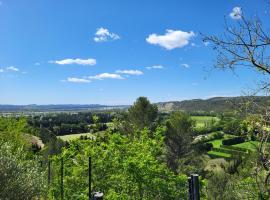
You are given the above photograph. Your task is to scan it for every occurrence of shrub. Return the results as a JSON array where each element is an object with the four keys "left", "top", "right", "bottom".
[
  {"left": 220, "top": 145, "right": 249, "bottom": 153},
  {"left": 195, "top": 142, "right": 213, "bottom": 151},
  {"left": 222, "top": 137, "right": 245, "bottom": 146},
  {"left": 0, "top": 142, "right": 47, "bottom": 199}
]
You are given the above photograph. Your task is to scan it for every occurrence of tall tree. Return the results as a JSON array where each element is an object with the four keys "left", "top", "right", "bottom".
[
  {"left": 164, "top": 111, "right": 194, "bottom": 172},
  {"left": 128, "top": 97, "right": 158, "bottom": 130},
  {"left": 203, "top": 11, "right": 270, "bottom": 197}
]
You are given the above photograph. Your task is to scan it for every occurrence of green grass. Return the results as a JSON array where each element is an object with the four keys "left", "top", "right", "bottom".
[
  {"left": 58, "top": 133, "right": 95, "bottom": 141},
  {"left": 207, "top": 150, "right": 232, "bottom": 158},
  {"left": 191, "top": 116, "right": 219, "bottom": 128},
  {"left": 208, "top": 139, "right": 223, "bottom": 148},
  {"left": 232, "top": 141, "right": 260, "bottom": 151}
]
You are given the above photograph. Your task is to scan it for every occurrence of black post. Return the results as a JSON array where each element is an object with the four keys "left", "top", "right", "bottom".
[
  {"left": 188, "top": 177, "right": 193, "bottom": 200},
  {"left": 48, "top": 158, "right": 51, "bottom": 186},
  {"left": 89, "top": 156, "right": 91, "bottom": 200},
  {"left": 191, "top": 174, "right": 200, "bottom": 200},
  {"left": 60, "top": 157, "right": 64, "bottom": 200}
]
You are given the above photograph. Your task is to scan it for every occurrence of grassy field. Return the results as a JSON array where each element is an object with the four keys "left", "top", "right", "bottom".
[
  {"left": 208, "top": 150, "right": 232, "bottom": 158},
  {"left": 58, "top": 133, "right": 95, "bottom": 141},
  {"left": 191, "top": 116, "right": 219, "bottom": 128},
  {"left": 232, "top": 141, "right": 260, "bottom": 151},
  {"left": 209, "top": 139, "right": 223, "bottom": 148}
]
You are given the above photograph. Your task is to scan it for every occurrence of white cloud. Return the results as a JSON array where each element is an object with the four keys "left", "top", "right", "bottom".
[
  {"left": 146, "top": 65, "right": 164, "bottom": 70},
  {"left": 146, "top": 29, "right": 195, "bottom": 50},
  {"left": 230, "top": 7, "right": 242, "bottom": 20},
  {"left": 6, "top": 66, "right": 19, "bottom": 72},
  {"left": 89, "top": 73, "right": 124, "bottom": 80},
  {"left": 34, "top": 62, "right": 40, "bottom": 66},
  {"left": 116, "top": 69, "right": 143, "bottom": 75},
  {"left": 94, "top": 27, "right": 120, "bottom": 42},
  {"left": 181, "top": 63, "right": 189, "bottom": 68},
  {"left": 66, "top": 77, "right": 91, "bottom": 83},
  {"left": 50, "top": 58, "right": 96, "bottom": 66}
]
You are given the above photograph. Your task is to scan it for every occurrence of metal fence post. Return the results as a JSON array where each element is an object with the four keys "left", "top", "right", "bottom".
[
  {"left": 48, "top": 158, "right": 51, "bottom": 186},
  {"left": 60, "top": 157, "right": 64, "bottom": 200},
  {"left": 191, "top": 174, "right": 200, "bottom": 200},
  {"left": 89, "top": 156, "right": 92, "bottom": 200},
  {"left": 188, "top": 177, "right": 193, "bottom": 200}
]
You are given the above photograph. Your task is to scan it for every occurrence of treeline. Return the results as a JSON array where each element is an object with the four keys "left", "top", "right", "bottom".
[{"left": 27, "top": 112, "right": 115, "bottom": 136}]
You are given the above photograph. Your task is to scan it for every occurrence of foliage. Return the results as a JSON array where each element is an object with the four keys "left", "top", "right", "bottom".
[
  {"left": 0, "top": 142, "right": 47, "bottom": 199},
  {"left": 0, "top": 117, "right": 35, "bottom": 148},
  {"left": 127, "top": 97, "right": 158, "bottom": 130},
  {"left": 49, "top": 128, "right": 188, "bottom": 200},
  {"left": 164, "top": 111, "right": 194, "bottom": 172},
  {"left": 222, "top": 136, "right": 245, "bottom": 146}
]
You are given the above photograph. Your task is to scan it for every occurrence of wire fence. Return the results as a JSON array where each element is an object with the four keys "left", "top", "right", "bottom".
[{"left": 47, "top": 157, "right": 263, "bottom": 200}]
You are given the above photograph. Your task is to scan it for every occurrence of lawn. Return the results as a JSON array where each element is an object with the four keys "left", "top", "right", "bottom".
[
  {"left": 58, "top": 133, "right": 95, "bottom": 141},
  {"left": 232, "top": 141, "right": 261, "bottom": 151},
  {"left": 207, "top": 150, "right": 232, "bottom": 158},
  {"left": 191, "top": 116, "right": 219, "bottom": 128},
  {"left": 209, "top": 139, "right": 223, "bottom": 148}
]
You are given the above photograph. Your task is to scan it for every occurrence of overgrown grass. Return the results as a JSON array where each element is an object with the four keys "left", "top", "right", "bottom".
[
  {"left": 191, "top": 116, "right": 219, "bottom": 128},
  {"left": 58, "top": 133, "right": 94, "bottom": 141},
  {"left": 207, "top": 150, "right": 232, "bottom": 158},
  {"left": 209, "top": 139, "right": 223, "bottom": 148},
  {"left": 232, "top": 141, "right": 260, "bottom": 151}
]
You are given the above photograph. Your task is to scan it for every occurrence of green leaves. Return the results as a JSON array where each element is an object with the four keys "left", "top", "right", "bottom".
[{"left": 49, "top": 130, "right": 187, "bottom": 199}]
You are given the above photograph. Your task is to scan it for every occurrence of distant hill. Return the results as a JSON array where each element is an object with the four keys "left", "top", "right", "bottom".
[
  {"left": 156, "top": 96, "right": 270, "bottom": 113},
  {"left": 0, "top": 104, "right": 128, "bottom": 113},
  {"left": 1, "top": 96, "right": 269, "bottom": 113}
]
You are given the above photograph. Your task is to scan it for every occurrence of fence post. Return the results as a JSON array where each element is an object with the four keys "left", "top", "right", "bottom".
[
  {"left": 60, "top": 157, "right": 64, "bottom": 200},
  {"left": 89, "top": 156, "right": 92, "bottom": 200},
  {"left": 191, "top": 174, "right": 200, "bottom": 200},
  {"left": 188, "top": 174, "right": 200, "bottom": 200},
  {"left": 48, "top": 157, "right": 51, "bottom": 186},
  {"left": 188, "top": 177, "right": 193, "bottom": 200}
]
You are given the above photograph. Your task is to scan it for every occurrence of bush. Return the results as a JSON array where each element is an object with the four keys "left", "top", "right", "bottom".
[
  {"left": 193, "top": 131, "right": 224, "bottom": 144},
  {"left": 0, "top": 142, "right": 47, "bottom": 199},
  {"left": 220, "top": 145, "right": 249, "bottom": 153},
  {"left": 222, "top": 137, "right": 245, "bottom": 146},
  {"left": 195, "top": 142, "right": 213, "bottom": 151}
]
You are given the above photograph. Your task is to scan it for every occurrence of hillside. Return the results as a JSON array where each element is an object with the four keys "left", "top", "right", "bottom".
[
  {"left": 1, "top": 96, "right": 269, "bottom": 113},
  {"left": 156, "top": 96, "right": 270, "bottom": 113},
  {"left": 0, "top": 104, "right": 128, "bottom": 113}
]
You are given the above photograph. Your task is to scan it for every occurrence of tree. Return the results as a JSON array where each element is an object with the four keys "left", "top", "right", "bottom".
[
  {"left": 0, "top": 142, "right": 47, "bottom": 200},
  {"left": 128, "top": 97, "right": 158, "bottom": 130},
  {"left": 164, "top": 111, "right": 194, "bottom": 172},
  {"left": 49, "top": 129, "right": 188, "bottom": 199},
  {"left": 202, "top": 15, "right": 270, "bottom": 91},
  {"left": 203, "top": 11, "right": 270, "bottom": 198}
]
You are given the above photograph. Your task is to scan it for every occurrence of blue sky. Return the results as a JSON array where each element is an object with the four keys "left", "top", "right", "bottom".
[{"left": 0, "top": 0, "right": 269, "bottom": 105}]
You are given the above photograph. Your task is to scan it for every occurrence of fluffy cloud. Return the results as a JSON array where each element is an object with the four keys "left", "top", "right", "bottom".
[
  {"left": 66, "top": 77, "right": 91, "bottom": 83},
  {"left": 50, "top": 58, "right": 96, "bottom": 66},
  {"left": 146, "top": 29, "right": 195, "bottom": 50},
  {"left": 6, "top": 66, "right": 19, "bottom": 72},
  {"left": 230, "top": 7, "right": 242, "bottom": 20},
  {"left": 94, "top": 27, "right": 120, "bottom": 42},
  {"left": 89, "top": 73, "right": 124, "bottom": 80},
  {"left": 181, "top": 63, "right": 189, "bottom": 68},
  {"left": 116, "top": 70, "right": 143, "bottom": 75},
  {"left": 146, "top": 65, "right": 163, "bottom": 70},
  {"left": 0, "top": 69, "right": 4, "bottom": 73}
]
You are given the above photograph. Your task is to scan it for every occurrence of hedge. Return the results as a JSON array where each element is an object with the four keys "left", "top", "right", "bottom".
[
  {"left": 222, "top": 136, "right": 245, "bottom": 146},
  {"left": 212, "top": 147, "right": 244, "bottom": 155},
  {"left": 194, "top": 142, "right": 213, "bottom": 151},
  {"left": 220, "top": 145, "right": 249, "bottom": 153}
]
